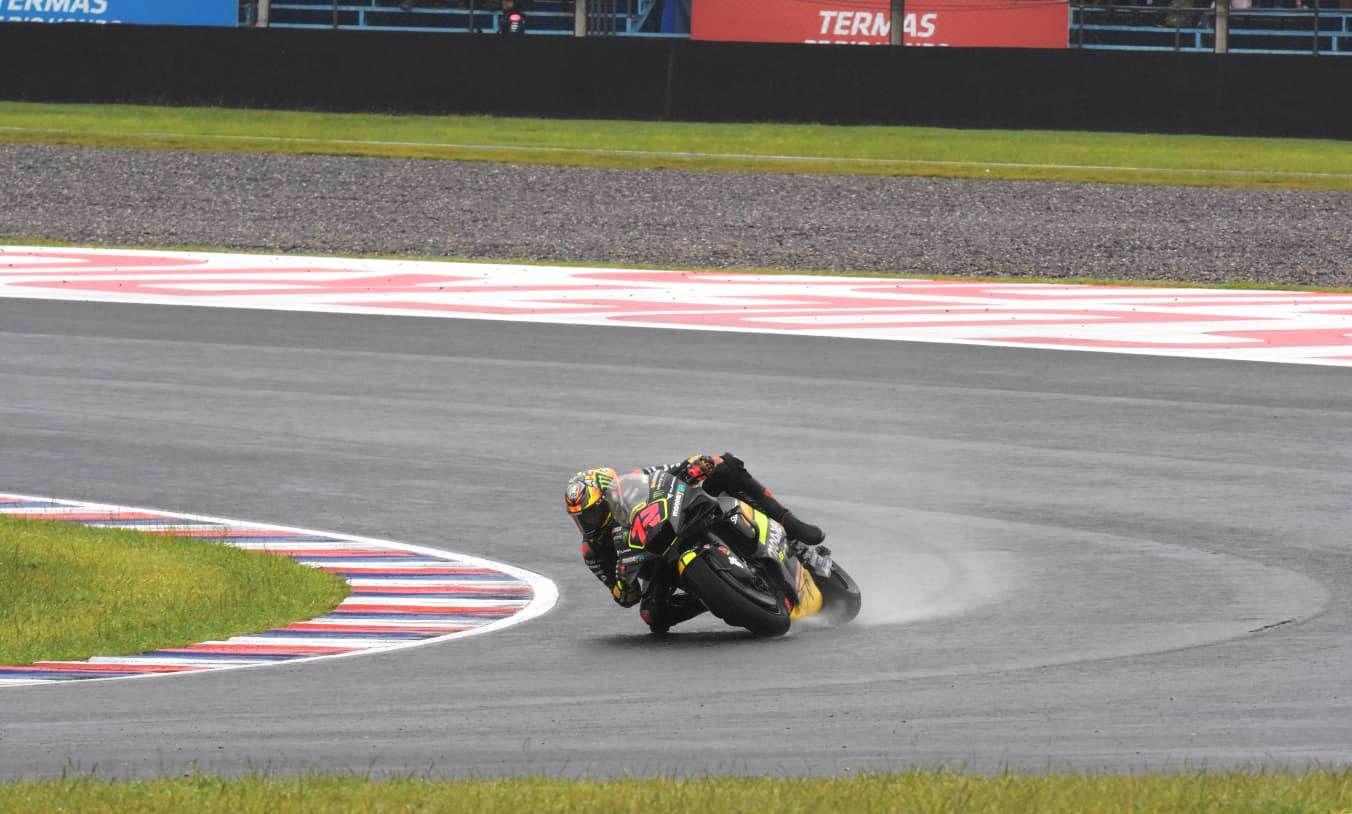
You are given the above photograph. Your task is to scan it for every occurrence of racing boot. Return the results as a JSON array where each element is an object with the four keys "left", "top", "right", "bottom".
[
  {"left": 710, "top": 453, "right": 826, "bottom": 546},
  {"left": 779, "top": 511, "right": 826, "bottom": 547},
  {"left": 641, "top": 591, "right": 706, "bottom": 635}
]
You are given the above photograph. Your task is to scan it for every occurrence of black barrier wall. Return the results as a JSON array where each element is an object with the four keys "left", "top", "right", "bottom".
[{"left": 1, "top": 22, "right": 1349, "bottom": 138}]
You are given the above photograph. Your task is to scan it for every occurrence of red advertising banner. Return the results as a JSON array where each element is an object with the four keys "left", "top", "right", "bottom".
[{"left": 691, "top": 0, "right": 1068, "bottom": 49}]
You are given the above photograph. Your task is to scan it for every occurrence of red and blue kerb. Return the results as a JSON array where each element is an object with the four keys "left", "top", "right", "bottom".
[{"left": 0, "top": 495, "right": 537, "bottom": 685}]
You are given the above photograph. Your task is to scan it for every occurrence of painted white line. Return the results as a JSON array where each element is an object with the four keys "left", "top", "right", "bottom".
[
  {"left": 92, "top": 523, "right": 229, "bottom": 533},
  {"left": 305, "top": 618, "right": 472, "bottom": 629},
  {"left": 2, "top": 125, "right": 1348, "bottom": 180},
  {"left": 0, "top": 491, "right": 559, "bottom": 689},
  {"left": 213, "top": 636, "right": 410, "bottom": 649},
  {"left": 2, "top": 246, "right": 1350, "bottom": 368},
  {"left": 296, "top": 559, "right": 465, "bottom": 568},
  {"left": 0, "top": 506, "right": 159, "bottom": 515},
  {"left": 88, "top": 656, "right": 268, "bottom": 667},
  {"left": 345, "top": 578, "right": 524, "bottom": 587},
  {"left": 228, "top": 542, "right": 400, "bottom": 549},
  {"left": 335, "top": 596, "right": 531, "bottom": 608}
]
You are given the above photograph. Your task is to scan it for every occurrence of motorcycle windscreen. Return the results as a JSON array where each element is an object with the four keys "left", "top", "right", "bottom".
[{"left": 611, "top": 470, "right": 676, "bottom": 553}]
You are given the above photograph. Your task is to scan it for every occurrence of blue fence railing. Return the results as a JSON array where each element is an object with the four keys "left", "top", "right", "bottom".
[
  {"left": 238, "top": 0, "right": 1349, "bottom": 56},
  {"left": 252, "top": 0, "right": 667, "bottom": 36},
  {"left": 1070, "top": 4, "right": 1352, "bottom": 55}
]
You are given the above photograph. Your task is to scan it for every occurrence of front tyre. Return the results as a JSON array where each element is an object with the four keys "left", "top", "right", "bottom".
[{"left": 682, "top": 550, "right": 791, "bottom": 638}]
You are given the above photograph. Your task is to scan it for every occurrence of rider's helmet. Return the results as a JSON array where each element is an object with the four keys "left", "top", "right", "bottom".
[{"left": 564, "top": 467, "right": 619, "bottom": 540}]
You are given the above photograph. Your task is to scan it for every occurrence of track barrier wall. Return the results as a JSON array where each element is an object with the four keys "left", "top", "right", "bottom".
[{"left": 2, "top": 22, "right": 1350, "bottom": 138}]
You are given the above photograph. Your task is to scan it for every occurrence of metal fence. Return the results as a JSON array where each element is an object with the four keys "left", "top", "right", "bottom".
[
  {"left": 1071, "top": 3, "right": 1352, "bottom": 54},
  {"left": 241, "top": 0, "right": 670, "bottom": 36},
  {"left": 238, "top": 0, "right": 1350, "bottom": 55}
]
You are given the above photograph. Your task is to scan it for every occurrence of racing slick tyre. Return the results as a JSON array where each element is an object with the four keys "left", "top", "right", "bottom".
[
  {"left": 682, "top": 550, "right": 791, "bottom": 638},
  {"left": 817, "top": 561, "right": 862, "bottom": 625}
]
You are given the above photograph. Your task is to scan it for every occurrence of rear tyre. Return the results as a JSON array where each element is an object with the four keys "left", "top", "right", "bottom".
[
  {"left": 683, "top": 552, "right": 791, "bottom": 638},
  {"left": 817, "top": 561, "right": 862, "bottom": 625}
]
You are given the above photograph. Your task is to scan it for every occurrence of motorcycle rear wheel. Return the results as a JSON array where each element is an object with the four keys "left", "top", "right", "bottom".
[
  {"left": 817, "top": 561, "right": 862, "bottom": 624},
  {"left": 683, "top": 552, "right": 791, "bottom": 638}
]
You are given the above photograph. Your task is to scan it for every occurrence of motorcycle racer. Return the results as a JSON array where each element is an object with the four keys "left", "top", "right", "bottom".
[{"left": 564, "top": 453, "right": 825, "bottom": 633}]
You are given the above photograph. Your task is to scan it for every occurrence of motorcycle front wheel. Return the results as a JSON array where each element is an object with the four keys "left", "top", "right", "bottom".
[{"left": 682, "top": 549, "right": 791, "bottom": 638}]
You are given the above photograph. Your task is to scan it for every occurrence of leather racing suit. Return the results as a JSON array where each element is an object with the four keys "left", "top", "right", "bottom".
[{"left": 577, "top": 453, "right": 824, "bottom": 634}]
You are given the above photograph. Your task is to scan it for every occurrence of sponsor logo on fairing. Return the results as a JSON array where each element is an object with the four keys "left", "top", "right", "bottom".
[
  {"left": 765, "top": 522, "right": 788, "bottom": 562},
  {"left": 670, "top": 482, "right": 686, "bottom": 524}
]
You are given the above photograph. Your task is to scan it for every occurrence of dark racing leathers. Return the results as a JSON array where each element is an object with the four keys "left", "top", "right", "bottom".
[{"left": 579, "top": 452, "right": 824, "bottom": 634}]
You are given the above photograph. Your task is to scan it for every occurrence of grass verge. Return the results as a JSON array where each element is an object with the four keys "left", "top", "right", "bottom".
[
  {"left": 5, "top": 234, "right": 1352, "bottom": 294},
  {"left": 2, "top": 771, "right": 1351, "bottom": 812},
  {"left": 2, "top": 101, "right": 1351, "bottom": 191},
  {"left": 0, "top": 515, "right": 349, "bottom": 665}
]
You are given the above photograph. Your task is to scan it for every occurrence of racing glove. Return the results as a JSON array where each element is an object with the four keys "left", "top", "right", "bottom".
[
  {"left": 677, "top": 453, "right": 722, "bottom": 484},
  {"left": 611, "top": 580, "right": 642, "bottom": 607},
  {"left": 612, "top": 549, "right": 647, "bottom": 607}
]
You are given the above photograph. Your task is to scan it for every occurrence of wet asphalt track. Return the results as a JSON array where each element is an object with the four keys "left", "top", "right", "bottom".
[{"left": 1, "top": 298, "right": 1351, "bottom": 778}]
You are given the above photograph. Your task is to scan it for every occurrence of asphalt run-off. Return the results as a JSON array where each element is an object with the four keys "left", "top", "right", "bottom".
[{"left": 2, "top": 246, "right": 1351, "bottom": 367}]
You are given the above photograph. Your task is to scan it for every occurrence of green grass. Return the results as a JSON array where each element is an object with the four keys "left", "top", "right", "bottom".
[
  {"left": 0, "top": 515, "right": 349, "bottom": 665},
  {"left": 2, "top": 101, "right": 1351, "bottom": 190},
  {"left": 2, "top": 771, "right": 1352, "bottom": 812}
]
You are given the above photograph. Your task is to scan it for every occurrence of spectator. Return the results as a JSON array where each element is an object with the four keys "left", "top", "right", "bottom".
[
  {"left": 1164, "top": 0, "right": 1202, "bottom": 27},
  {"left": 499, "top": 0, "right": 526, "bottom": 34}
]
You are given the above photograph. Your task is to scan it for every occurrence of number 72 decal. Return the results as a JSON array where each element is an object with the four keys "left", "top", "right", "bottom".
[{"left": 628, "top": 499, "right": 669, "bottom": 548}]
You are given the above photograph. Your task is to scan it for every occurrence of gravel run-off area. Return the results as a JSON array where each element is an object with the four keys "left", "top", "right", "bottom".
[{"left": 3, "top": 144, "right": 1350, "bottom": 286}]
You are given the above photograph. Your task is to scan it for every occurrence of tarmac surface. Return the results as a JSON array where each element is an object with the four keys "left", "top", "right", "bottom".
[{"left": 1, "top": 297, "right": 1350, "bottom": 778}]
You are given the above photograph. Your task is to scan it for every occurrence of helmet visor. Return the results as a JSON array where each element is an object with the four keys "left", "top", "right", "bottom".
[{"left": 571, "top": 501, "right": 611, "bottom": 539}]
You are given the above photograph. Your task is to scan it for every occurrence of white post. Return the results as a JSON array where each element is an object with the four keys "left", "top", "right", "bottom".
[
  {"left": 575, "top": 0, "right": 587, "bottom": 36},
  {"left": 257, "top": 0, "right": 271, "bottom": 27},
  {"left": 1214, "top": 0, "right": 1229, "bottom": 53}
]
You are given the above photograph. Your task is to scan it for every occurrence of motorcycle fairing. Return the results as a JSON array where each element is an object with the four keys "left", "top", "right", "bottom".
[
  {"left": 688, "top": 541, "right": 784, "bottom": 613},
  {"left": 607, "top": 468, "right": 832, "bottom": 627},
  {"left": 613, "top": 470, "right": 685, "bottom": 555},
  {"left": 790, "top": 560, "right": 824, "bottom": 620},
  {"left": 722, "top": 498, "right": 821, "bottom": 619}
]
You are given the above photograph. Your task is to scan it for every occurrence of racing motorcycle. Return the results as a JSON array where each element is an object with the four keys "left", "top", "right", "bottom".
[{"left": 606, "top": 469, "right": 862, "bottom": 637}]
